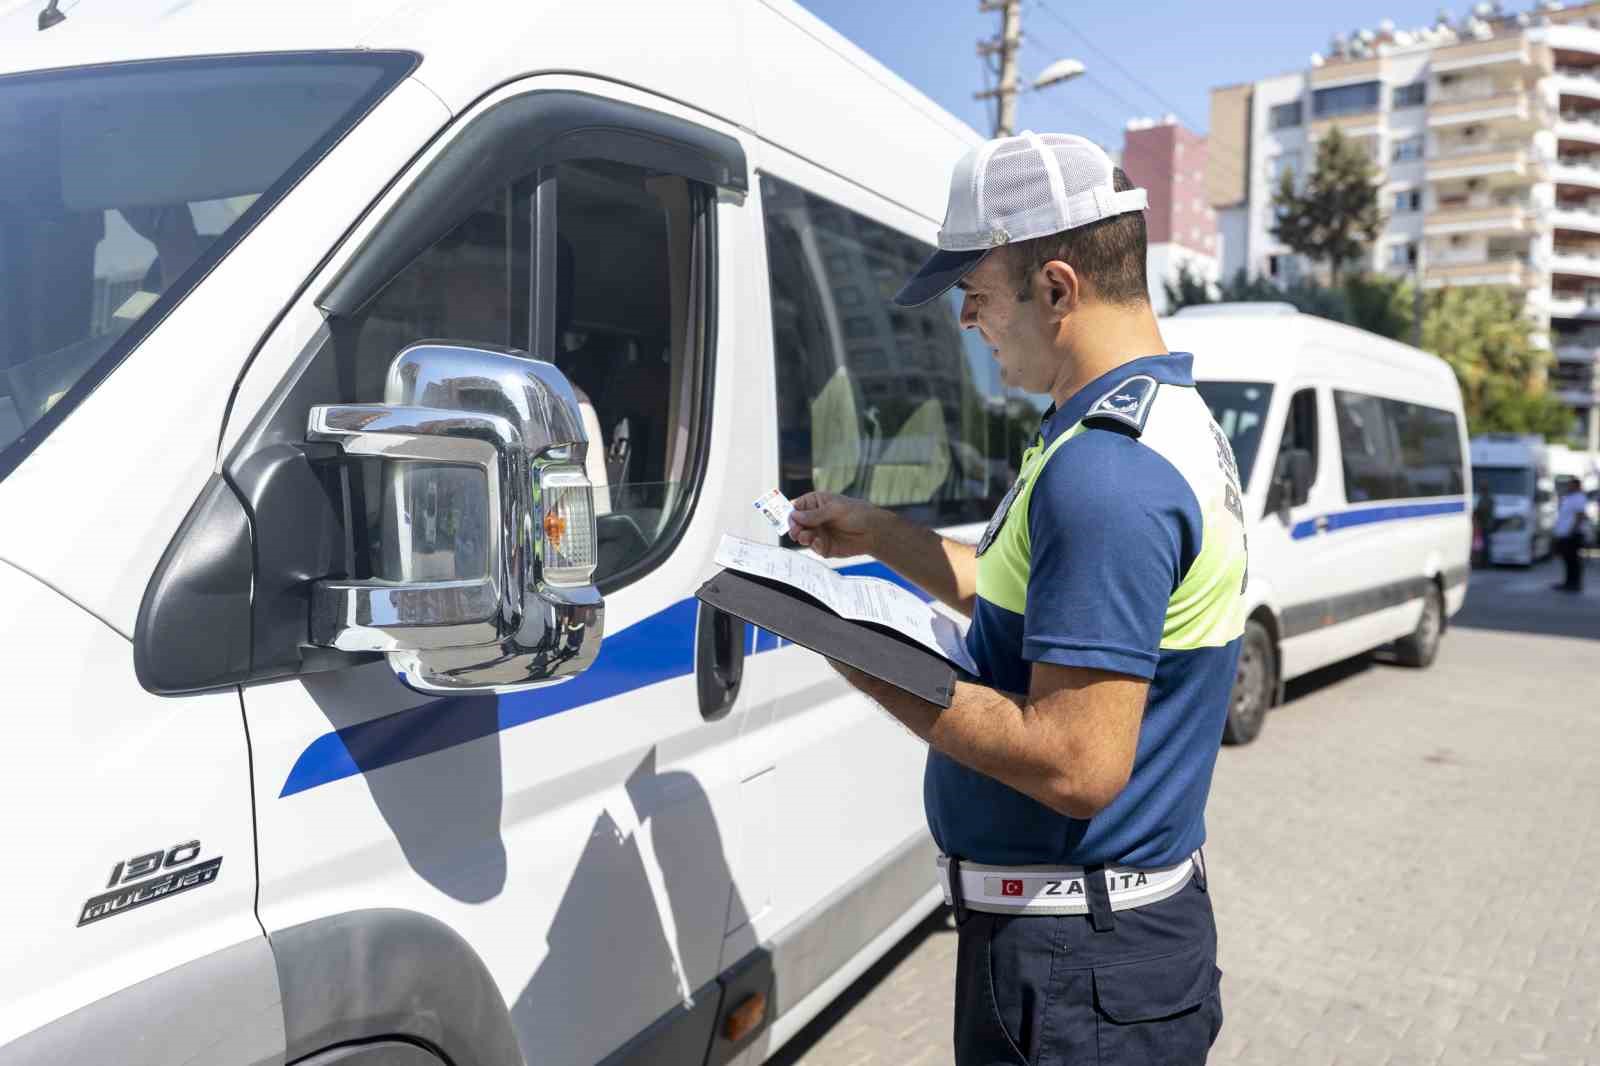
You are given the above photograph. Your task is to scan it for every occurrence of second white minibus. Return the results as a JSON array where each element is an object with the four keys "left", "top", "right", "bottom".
[{"left": 1162, "top": 304, "right": 1472, "bottom": 745}]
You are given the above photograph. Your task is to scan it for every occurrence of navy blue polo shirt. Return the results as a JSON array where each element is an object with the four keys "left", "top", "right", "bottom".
[{"left": 925, "top": 352, "right": 1248, "bottom": 869}]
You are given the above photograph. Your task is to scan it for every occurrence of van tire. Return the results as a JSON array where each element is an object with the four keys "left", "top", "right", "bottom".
[
  {"left": 1222, "top": 619, "right": 1274, "bottom": 746},
  {"left": 1392, "top": 584, "right": 1444, "bottom": 668}
]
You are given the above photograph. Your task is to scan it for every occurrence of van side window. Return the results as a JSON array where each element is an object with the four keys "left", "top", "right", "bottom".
[
  {"left": 344, "top": 159, "right": 713, "bottom": 588},
  {"left": 1388, "top": 400, "right": 1465, "bottom": 497},
  {"left": 760, "top": 175, "right": 1041, "bottom": 525},
  {"left": 1335, "top": 391, "right": 1403, "bottom": 502},
  {"left": 1334, "top": 390, "right": 1464, "bottom": 502}
]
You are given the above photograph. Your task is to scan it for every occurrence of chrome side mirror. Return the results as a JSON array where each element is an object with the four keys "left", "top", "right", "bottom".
[{"left": 306, "top": 342, "right": 604, "bottom": 694}]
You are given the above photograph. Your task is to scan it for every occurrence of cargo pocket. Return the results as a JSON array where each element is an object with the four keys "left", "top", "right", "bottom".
[{"left": 1092, "top": 946, "right": 1221, "bottom": 1066}]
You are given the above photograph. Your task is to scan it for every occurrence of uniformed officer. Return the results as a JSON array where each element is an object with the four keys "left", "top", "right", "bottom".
[{"left": 788, "top": 132, "right": 1246, "bottom": 1065}]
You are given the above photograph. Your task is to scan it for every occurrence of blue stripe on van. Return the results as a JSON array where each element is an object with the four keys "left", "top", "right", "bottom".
[
  {"left": 1290, "top": 499, "right": 1465, "bottom": 541},
  {"left": 278, "top": 559, "right": 928, "bottom": 797}
]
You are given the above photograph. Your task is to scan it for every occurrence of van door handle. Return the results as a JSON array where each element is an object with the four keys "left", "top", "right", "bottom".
[
  {"left": 696, "top": 605, "right": 745, "bottom": 721},
  {"left": 1314, "top": 514, "right": 1329, "bottom": 534}
]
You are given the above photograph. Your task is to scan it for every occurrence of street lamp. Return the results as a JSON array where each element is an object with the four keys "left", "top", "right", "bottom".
[{"left": 1033, "top": 58, "right": 1086, "bottom": 92}]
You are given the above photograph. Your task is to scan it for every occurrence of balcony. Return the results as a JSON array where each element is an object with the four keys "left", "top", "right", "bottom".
[
  {"left": 1556, "top": 109, "right": 1600, "bottom": 145},
  {"left": 1425, "top": 144, "right": 1539, "bottom": 184},
  {"left": 1552, "top": 65, "right": 1600, "bottom": 102},
  {"left": 1425, "top": 203, "right": 1535, "bottom": 237},
  {"left": 1427, "top": 89, "right": 1541, "bottom": 129},
  {"left": 1549, "top": 153, "right": 1600, "bottom": 188},
  {"left": 1550, "top": 246, "right": 1600, "bottom": 280},
  {"left": 1547, "top": 293, "right": 1600, "bottom": 319},
  {"left": 1553, "top": 331, "right": 1600, "bottom": 363},
  {"left": 1309, "top": 113, "right": 1381, "bottom": 139},
  {"left": 1432, "top": 34, "right": 1544, "bottom": 74},
  {"left": 1550, "top": 204, "right": 1600, "bottom": 235},
  {"left": 1423, "top": 256, "right": 1541, "bottom": 289}
]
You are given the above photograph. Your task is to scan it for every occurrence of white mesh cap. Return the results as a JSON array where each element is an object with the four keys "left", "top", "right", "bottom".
[{"left": 893, "top": 130, "right": 1148, "bottom": 307}]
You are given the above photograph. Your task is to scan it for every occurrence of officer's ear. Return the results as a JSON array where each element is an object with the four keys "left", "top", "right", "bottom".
[{"left": 1039, "top": 259, "right": 1079, "bottom": 320}]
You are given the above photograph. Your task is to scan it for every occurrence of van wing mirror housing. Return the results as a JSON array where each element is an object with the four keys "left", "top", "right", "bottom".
[
  {"left": 1268, "top": 447, "right": 1315, "bottom": 516},
  {"left": 306, "top": 342, "right": 603, "bottom": 694}
]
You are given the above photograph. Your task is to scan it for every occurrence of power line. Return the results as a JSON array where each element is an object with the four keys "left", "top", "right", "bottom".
[{"left": 1031, "top": 0, "right": 1200, "bottom": 130}]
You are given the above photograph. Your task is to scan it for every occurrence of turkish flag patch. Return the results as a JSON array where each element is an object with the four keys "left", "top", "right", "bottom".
[{"left": 1001, "top": 879, "right": 1024, "bottom": 897}]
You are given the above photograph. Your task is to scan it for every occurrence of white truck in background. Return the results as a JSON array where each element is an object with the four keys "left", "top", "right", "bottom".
[{"left": 1470, "top": 434, "right": 1557, "bottom": 565}]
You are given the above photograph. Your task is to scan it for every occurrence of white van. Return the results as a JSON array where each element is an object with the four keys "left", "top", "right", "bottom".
[
  {"left": 1470, "top": 434, "right": 1558, "bottom": 565},
  {"left": 0, "top": 4, "right": 1030, "bottom": 1064},
  {"left": 1160, "top": 305, "right": 1472, "bottom": 745}
]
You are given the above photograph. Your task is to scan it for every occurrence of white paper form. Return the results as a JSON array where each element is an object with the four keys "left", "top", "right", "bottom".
[{"left": 714, "top": 535, "right": 978, "bottom": 673}]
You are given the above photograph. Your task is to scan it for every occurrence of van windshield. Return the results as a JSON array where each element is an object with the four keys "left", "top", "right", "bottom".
[
  {"left": 1473, "top": 465, "right": 1534, "bottom": 498},
  {"left": 1195, "top": 380, "right": 1274, "bottom": 485},
  {"left": 0, "top": 52, "right": 412, "bottom": 480}
]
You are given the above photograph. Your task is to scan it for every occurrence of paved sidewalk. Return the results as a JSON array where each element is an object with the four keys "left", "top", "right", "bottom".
[{"left": 771, "top": 570, "right": 1600, "bottom": 1065}]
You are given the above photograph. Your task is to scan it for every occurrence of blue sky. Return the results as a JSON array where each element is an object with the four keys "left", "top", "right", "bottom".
[{"left": 796, "top": 0, "right": 1483, "bottom": 146}]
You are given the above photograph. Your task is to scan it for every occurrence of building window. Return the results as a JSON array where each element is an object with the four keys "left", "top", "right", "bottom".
[
  {"left": 1267, "top": 254, "right": 1300, "bottom": 282},
  {"left": 1267, "top": 153, "right": 1299, "bottom": 187},
  {"left": 1392, "top": 135, "right": 1425, "bottom": 162},
  {"left": 1392, "top": 82, "right": 1426, "bottom": 109},
  {"left": 1312, "top": 81, "right": 1381, "bottom": 119},
  {"left": 1270, "top": 100, "right": 1303, "bottom": 129},
  {"left": 1393, "top": 188, "right": 1422, "bottom": 212},
  {"left": 1390, "top": 241, "right": 1418, "bottom": 268}
]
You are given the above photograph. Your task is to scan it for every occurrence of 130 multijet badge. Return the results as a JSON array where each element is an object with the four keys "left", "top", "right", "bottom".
[{"left": 77, "top": 840, "right": 222, "bottom": 927}]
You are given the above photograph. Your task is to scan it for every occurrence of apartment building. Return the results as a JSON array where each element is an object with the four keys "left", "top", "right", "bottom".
[
  {"left": 1209, "top": 1, "right": 1600, "bottom": 451},
  {"left": 1121, "top": 118, "right": 1220, "bottom": 313}
]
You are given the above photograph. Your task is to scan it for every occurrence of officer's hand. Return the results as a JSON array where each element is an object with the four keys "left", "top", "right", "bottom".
[{"left": 788, "top": 492, "right": 886, "bottom": 559}]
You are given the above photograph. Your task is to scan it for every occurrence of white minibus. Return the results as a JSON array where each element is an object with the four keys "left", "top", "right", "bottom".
[
  {"left": 1161, "top": 305, "right": 1472, "bottom": 745},
  {"left": 0, "top": 3, "right": 1019, "bottom": 1064},
  {"left": 1470, "top": 433, "right": 1558, "bottom": 565}
]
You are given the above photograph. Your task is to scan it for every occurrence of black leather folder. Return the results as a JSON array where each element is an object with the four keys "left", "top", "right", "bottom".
[{"left": 695, "top": 568, "right": 963, "bottom": 707}]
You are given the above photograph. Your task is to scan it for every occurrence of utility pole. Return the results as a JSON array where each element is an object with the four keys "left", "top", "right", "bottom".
[{"left": 976, "top": 0, "right": 1024, "bottom": 137}]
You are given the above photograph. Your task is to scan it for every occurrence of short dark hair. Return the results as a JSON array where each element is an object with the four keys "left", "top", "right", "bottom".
[{"left": 1009, "top": 167, "right": 1149, "bottom": 306}]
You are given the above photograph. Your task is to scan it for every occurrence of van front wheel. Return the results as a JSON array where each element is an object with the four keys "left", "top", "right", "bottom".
[
  {"left": 1223, "top": 619, "right": 1274, "bottom": 746},
  {"left": 1392, "top": 584, "right": 1444, "bottom": 668}
]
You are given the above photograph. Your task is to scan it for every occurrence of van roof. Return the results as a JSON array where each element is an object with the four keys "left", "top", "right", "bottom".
[
  {"left": 1, "top": 0, "right": 981, "bottom": 225},
  {"left": 1158, "top": 304, "right": 1462, "bottom": 407}
]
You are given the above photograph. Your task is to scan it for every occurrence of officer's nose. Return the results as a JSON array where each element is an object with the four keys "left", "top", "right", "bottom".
[{"left": 959, "top": 292, "right": 979, "bottom": 330}]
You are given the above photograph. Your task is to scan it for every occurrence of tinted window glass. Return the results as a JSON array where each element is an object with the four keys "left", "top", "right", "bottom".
[
  {"left": 1195, "top": 380, "right": 1274, "bottom": 486},
  {"left": 761, "top": 175, "right": 1044, "bottom": 527},
  {"left": 1392, "top": 82, "right": 1426, "bottom": 108},
  {"left": 1389, "top": 400, "right": 1465, "bottom": 496},
  {"left": 1269, "top": 101, "right": 1303, "bottom": 129},
  {"left": 1312, "top": 81, "right": 1380, "bottom": 118},
  {"left": 0, "top": 53, "right": 408, "bottom": 480},
  {"left": 1473, "top": 465, "right": 1534, "bottom": 497},
  {"left": 1392, "top": 136, "right": 1424, "bottom": 162},
  {"left": 1334, "top": 390, "right": 1403, "bottom": 501},
  {"left": 346, "top": 159, "right": 712, "bottom": 586},
  {"left": 1334, "top": 390, "right": 1464, "bottom": 501}
]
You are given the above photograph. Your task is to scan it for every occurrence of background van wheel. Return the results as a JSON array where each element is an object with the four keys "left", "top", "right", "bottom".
[
  {"left": 1393, "top": 583, "right": 1443, "bottom": 668},
  {"left": 1223, "top": 619, "right": 1275, "bottom": 746}
]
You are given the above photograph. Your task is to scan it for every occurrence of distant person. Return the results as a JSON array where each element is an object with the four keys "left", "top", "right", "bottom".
[
  {"left": 1473, "top": 487, "right": 1496, "bottom": 568},
  {"left": 1552, "top": 477, "right": 1587, "bottom": 593},
  {"left": 790, "top": 132, "right": 1236, "bottom": 1064}
]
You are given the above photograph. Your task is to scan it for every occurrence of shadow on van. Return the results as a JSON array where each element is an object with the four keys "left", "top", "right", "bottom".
[
  {"left": 301, "top": 662, "right": 509, "bottom": 903},
  {"left": 512, "top": 747, "right": 751, "bottom": 1066}
]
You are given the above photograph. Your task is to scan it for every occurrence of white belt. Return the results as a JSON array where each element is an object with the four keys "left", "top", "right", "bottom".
[{"left": 937, "top": 852, "right": 1199, "bottom": 916}]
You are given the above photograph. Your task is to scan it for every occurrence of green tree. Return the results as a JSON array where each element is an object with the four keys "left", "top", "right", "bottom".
[
  {"left": 1161, "top": 261, "right": 1216, "bottom": 313},
  {"left": 1420, "top": 286, "right": 1570, "bottom": 438},
  {"left": 1270, "top": 127, "right": 1385, "bottom": 287},
  {"left": 1342, "top": 273, "right": 1413, "bottom": 342}
]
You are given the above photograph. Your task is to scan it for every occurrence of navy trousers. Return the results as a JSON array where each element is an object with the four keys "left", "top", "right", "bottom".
[{"left": 952, "top": 875, "right": 1223, "bottom": 1065}]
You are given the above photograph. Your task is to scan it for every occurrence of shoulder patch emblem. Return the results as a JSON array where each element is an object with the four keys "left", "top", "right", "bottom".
[{"left": 1082, "top": 374, "right": 1159, "bottom": 436}]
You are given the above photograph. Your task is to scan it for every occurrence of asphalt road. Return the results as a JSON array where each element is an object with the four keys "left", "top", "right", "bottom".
[{"left": 770, "top": 555, "right": 1600, "bottom": 1066}]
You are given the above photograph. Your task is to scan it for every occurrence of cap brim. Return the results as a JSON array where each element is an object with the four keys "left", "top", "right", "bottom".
[{"left": 892, "top": 247, "right": 988, "bottom": 307}]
